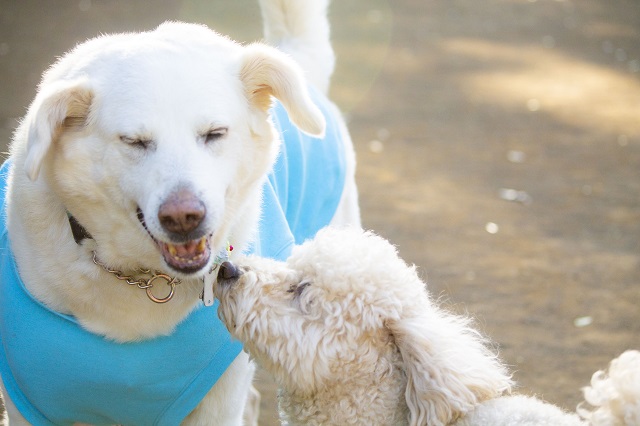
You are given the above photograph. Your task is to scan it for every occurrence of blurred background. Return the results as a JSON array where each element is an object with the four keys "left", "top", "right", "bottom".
[{"left": 1, "top": 0, "right": 638, "bottom": 424}]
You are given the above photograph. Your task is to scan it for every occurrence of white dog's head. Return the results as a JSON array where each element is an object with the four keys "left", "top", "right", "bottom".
[
  {"left": 215, "top": 227, "right": 512, "bottom": 425},
  {"left": 18, "top": 22, "right": 324, "bottom": 276}
]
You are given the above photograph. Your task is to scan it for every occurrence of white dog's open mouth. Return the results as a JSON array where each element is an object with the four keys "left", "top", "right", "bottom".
[
  {"left": 159, "top": 236, "right": 211, "bottom": 273},
  {"left": 137, "top": 208, "right": 212, "bottom": 274}
]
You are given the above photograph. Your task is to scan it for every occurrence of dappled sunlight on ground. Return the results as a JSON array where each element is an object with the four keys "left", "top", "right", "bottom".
[{"left": 444, "top": 38, "right": 640, "bottom": 138}]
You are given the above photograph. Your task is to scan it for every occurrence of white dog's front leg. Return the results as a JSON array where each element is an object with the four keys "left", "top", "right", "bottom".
[
  {"left": 0, "top": 377, "right": 30, "bottom": 426},
  {"left": 182, "top": 352, "right": 256, "bottom": 425},
  {"left": 243, "top": 385, "right": 260, "bottom": 426}
]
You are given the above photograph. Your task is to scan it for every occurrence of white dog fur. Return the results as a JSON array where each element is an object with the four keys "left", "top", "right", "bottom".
[
  {"left": 1, "top": 0, "right": 359, "bottom": 424},
  {"left": 215, "top": 227, "right": 639, "bottom": 426}
]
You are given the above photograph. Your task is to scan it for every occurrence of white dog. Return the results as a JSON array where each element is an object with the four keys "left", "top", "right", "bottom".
[
  {"left": 215, "top": 228, "right": 637, "bottom": 426},
  {"left": 0, "top": 0, "right": 359, "bottom": 424}
]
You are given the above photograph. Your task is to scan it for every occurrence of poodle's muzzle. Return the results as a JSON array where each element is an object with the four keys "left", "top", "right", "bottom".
[{"left": 217, "top": 261, "right": 242, "bottom": 286}]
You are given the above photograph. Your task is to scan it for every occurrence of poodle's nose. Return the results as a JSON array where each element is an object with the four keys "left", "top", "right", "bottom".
[{"left": 217, "top": 261, "right": 242, "bottom": 283}]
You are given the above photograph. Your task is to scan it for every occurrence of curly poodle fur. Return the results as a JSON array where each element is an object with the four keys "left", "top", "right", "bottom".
[
  {"left": 214, "top": 227, "right": 638, "bottom": 426},
  {"left": 216, "top": 227, "right": 512, "bottom": 425},
  {"left": 579, "top": 350, "right": 640, "bottom": 426}
]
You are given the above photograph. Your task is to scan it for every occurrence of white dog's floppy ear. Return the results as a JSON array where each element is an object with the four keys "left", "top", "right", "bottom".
[
  {"left": 24, "top": 78, "right": 93, "bottom": 181},
  {"left": 388, "top": 311, "right": 510, "bottom": 426},
  {"left": 240, "top": 43, "right": 326, "bottom": 137}
]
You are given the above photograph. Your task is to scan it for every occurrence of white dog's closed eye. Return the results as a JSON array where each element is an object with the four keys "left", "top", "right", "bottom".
[
  {"left": 119, "top": 135, "right": 154, "bottom": 150},
  {"left": 200, "top": 126, "right": 228, "bottom": 144}
]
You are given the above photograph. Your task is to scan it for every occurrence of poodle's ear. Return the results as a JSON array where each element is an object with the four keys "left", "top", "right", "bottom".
[
  {"left": 388, "top": 315, "right": 473, "bottom": 426},
  {"left": 239, "top": 43, "right": 325, "bottom": 137},
  {"left": 388, "top": 309, "right": 510, "bottom": 426},
  {"left": 24, "top": 78, "right": 93, "bottom": 180}
]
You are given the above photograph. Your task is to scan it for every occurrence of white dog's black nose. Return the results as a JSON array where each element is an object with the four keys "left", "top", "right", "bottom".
[
  {"left": 158, "top": 188, "right": 206, "bottom": 236},
  {"left": 218, "top": 261, "right": 242, "bottom": 282}
]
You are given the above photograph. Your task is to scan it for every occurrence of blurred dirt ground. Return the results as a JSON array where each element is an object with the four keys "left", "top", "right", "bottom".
[{"left": 0, "top": 0, "right": 638, "bottom": 424}]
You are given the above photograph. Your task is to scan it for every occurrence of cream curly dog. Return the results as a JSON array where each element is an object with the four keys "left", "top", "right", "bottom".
[
  {"left": 215, "top": 227, "right": 514, "bottom": 424},
  {"left": 216, "top": 227, "right": 639, "bottom": 425}
]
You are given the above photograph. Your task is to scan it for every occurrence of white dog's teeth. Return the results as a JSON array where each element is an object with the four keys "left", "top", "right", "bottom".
[
  {"left": 197, "top": 237, "right": 206, "bottom": 253},
  {"left": 162, "top": 237, "right": 209, "bottom": 270}
]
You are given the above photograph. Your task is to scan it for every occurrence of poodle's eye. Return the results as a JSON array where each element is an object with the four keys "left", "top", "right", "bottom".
[{"left": 287, "top": 282, "right": 311, "bottom": 298}]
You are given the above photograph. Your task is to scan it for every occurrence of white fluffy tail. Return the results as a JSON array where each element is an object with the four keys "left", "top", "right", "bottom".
[
  {"left": 257, "top": 0, "right": 335, "bottom": 94},
  {"left": 579, "top": 350, "right": 640, "bottom": 426}
]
